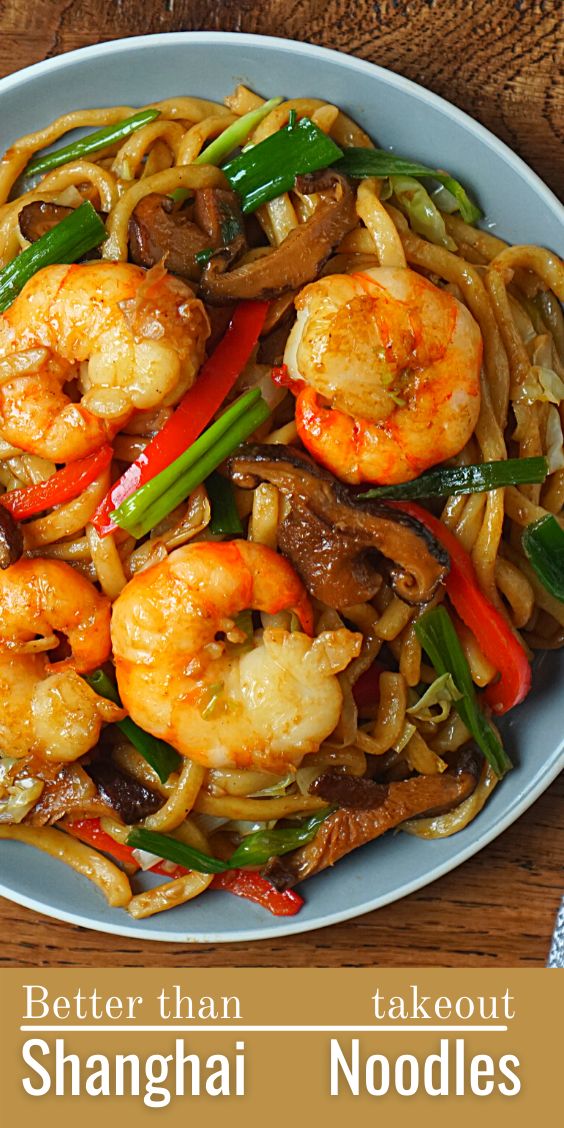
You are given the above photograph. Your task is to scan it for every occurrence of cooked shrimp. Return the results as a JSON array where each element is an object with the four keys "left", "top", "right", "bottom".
[
  {"left": 0, "top": 652, "right": 123, "bottom": 762},
  {"left": 0, "top": 558, "right": 111, "bottom": 672},
  {"left": 0, "top": 261, "right": 209, "bottom": 461},
  {"left": 111, "top": 540, "right": 362, "bottom": 772},
  {"left": 0, "top": 558, "right": 121, "bottom": 762},
  {"left": 284, "top": 268, "right": 482, "bottom": 484}
]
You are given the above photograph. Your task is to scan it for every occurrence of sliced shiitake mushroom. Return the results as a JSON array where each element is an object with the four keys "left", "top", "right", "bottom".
[
  {"left": 264, "top": 747, "right": 482, "bottom": 888},
  {"left": 129, "top": 188, "right": 246, "bottom": 282},
  {"left": 227, "top": 444, "right": 448, "bottom": 607},
  {"left": 200, "top": 171, "right": 357, "bottom": 303},
  {"left": 86, "top": 759, "right": 163, "bottom": 824},
  {"left": 0, "top": 506, "right": 23, "bottom": 569},
  {"left": 18, "top": 201, "right": 74, "bottom": 242}
]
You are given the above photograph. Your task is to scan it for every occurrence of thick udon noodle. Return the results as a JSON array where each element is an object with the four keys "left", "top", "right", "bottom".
[{"left": 0, "top": 85, "right": 563, "bottom": 918}]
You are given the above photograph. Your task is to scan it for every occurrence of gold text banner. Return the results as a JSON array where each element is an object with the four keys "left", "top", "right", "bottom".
[{"left": 0, "top": 968, "right": 560, "bottom": 1126}]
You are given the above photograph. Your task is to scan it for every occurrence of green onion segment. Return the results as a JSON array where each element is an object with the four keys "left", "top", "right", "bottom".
[
  {"left": 335, "top": 147, "right": 481, "bottom": 224},
  {"left": 127, "top": 808, "right": 333, "bottom": 874},
  {"left": 194, "top": 247, "right": 214, "bottom": 266},
  {"left": 522, "top": 514, "right": 564, "bottom": 602},
  {"left": 206, "top": 471, "right": 243, "bottom": 537},
  {"left": 228, "top": 809, "right": 333, "bottom": 867},
  {"left": 222, "top": 117, "right": 343, "bottom": 213},
  {"left": 168, "top": 97, "right": 284, "bottom": 206},
  {"left": 112, "top": 388, "right": 270, "bottom": 539},
  {"left": 415, "top": 606, "right": 512, "bottom": 777},
  {"left": 26, "top": 109, "right": 160, "bottom": 177},
  {"left": 193, "top": 97, "right": 283, "bottom": 168},
  {"left": 84, "top": 669, "right": 180, "bottom": 783},
  {"left": 359, "top": 457, "right": 548, "bottom": 502},
  {"left": 0, "top": 201, "right": 106, "bottom": 313}
]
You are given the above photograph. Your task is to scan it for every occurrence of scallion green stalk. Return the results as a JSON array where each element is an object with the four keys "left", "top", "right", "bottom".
[
  {"left": 193, "top": 96, "right": 283, "bottom": 167},
  {"left": 83, "top": 669, "right": 180, "bottom": 783},
  {"left": 227, "top": 809, "right": 333, "bottom": 867},
  {"left": 25, "top": 109, "right": 160, "bottom": 177},
  {"left": 0, "top": 201, "right": 107, "bottom": 313},
  {"left": 415, "top": 606, "right": 512, "bottom": 777},
  {"left": 359, "top": 457, "right": 548, "bottom": 502},
  {"left": 522, "top": 514, "right": 564, "bottom": 602},
  {"left": 194, "top": 247, "right": 214, "bottom": 266},
  {"left": 334, "top": 148, "right": 481, "bottom": 224},
  {"left": 222, "top": 116, "right": 343, "bottom": 213},
  {"left": 206, "top": 471, "right": 243, "bottom": 537},
  {"left": 168, "top": 97, "right": 284, "bottom": 206},
  {"left": 112, "top": 388, "right": 270, "bottom": 538},
  {"left": 127, "top": 808, "right": 333, "bottom": 874},
  {"left": 127, "top": 829, "right": 226, "bottom": 874}
]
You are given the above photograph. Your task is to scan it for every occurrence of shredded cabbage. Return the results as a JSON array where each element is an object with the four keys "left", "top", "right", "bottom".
[
  {"left": 0, "top": 757, "right": 17, "bottom": 782},
  {"left": 191, "top": 813, "right": 229, "bottom": 835},
  {"left": 191, "top": 811, "right": 280, "bottom": 840},
  {"left": 391, "top": 175, "right": 457, "bottom": 250},
  {"left": 379, "top": 178, "right": 393, "bottom": 202},
  {"left": 132, "top": 847, "right": 164, "bottom": 871},
  {"left": 0, "top": 775, "right": 44, "bottom": 824},
  {"left": 405, "top": 738, "right": 447, "bottom": 776},
  {"left": 545, "top": 405, "right": 564, "bottom": 473},
  {"left": 223, "top": 819, "right": 278, "bottom": 836},
  {"left": 407, "top": 672, "right": 462, "bottom": 725},
  {"left": 430, "top": 182, "right": 460, "bottom": 214},
  {"left": 249, "top": 773, "right": 295, "bottom": 798},
  {"left": 519, "top": 365, "right": 564, "bottom": 406}
]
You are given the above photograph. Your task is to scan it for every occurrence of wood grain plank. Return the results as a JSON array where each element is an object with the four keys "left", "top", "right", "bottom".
[
  {"left": 0, "top": 0, "right": 561, "bottom": 967},
  {"left": 0, "top": 1, "right": 561, "bottom": 194}
]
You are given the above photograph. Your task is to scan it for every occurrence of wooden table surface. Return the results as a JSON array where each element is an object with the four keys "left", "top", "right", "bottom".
[{"left": 0, "top": 0, "right": 562, "bottom": 968}]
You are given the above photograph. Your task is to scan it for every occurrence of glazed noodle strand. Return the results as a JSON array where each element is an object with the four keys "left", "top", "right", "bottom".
[
  {"left": 128, "top": 871, "right": 214, "bottom": 919},
  {"left": 142, "top": 759, "right": 206, "bottom": 832},
  {"left": 0, "top": 825, "right": 131, "bottom": 906},
  {"left": 22, "top": 470, "right": 110, "bottom": 549},
  {"left": 389, "top": 208, "right": 516, "bottom": 614},
  {"left": 0, "top": 83, "right": 561, "bottom": 920},
  {"left": 0, "top": 106, "right": 133, "bottom": 204},
  {"left": 356, "top": 178, "right": 407, "bottom": 268}
]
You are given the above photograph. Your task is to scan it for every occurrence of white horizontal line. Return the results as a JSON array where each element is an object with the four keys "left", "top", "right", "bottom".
[{"left": 20, "top": 1025, "right": 508, "bottom": 1033}]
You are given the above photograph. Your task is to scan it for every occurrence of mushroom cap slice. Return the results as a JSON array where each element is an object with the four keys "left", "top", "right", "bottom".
[
  {"left": 227, "top": 443, "right": 448, "bottom": 607},
  {"left": 129, "top": 189, "right": 246, "bottom": 282},
  {"left": 19, "top": 201, "right": 74, "bottom": 243},
  {"left": 0, "top": 506, "right": 23, "bottom": 569},
  {"left": 264, "top": 747, "right": 482, "bottom": 888},
  {"left": 200, "top": 172, "right": 357, "bottom": 303}
]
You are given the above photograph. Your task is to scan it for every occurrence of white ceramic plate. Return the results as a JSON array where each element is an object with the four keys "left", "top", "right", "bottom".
[{"left": 0, "top": 32, "right": 562, "bottom": 942}]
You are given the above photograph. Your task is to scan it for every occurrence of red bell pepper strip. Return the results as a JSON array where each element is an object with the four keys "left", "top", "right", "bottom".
[
  {"left": 64, "top": 817, "right": 187, "bottom": 879},
  {"left": 67, "top": 818, "right": 304, "bottom": 912},
  {"left": 212, "top": 870, "right": 304, "bottom": 916},
  {"left": 0, "top": 444, "right": 113, "bottom": 520},
  {"left": 390, "top": 500, "right": 531, "bottom": 714},
  {"left": 147, "top": 860, "right": 190, "bottom": 880},
  {"left": 92, "top": 300, "right": 269, "bottom": 535},
  {"left": 352, "top": 661, "right": 384, "bottom": 710},
  {"left": 65, "top": 818, "right": 141, "bottom": 869}
]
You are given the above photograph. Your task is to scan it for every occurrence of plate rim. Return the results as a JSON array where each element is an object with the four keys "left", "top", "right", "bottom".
[
  {"left": 0, "top": 30, "right": 562, "bottom": 943},
  {"left": 0, "top": 31, "right": 562, "bottom": 222},
  {"left": 1, "top": 750, "right": 562, "bottom": 943}
]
